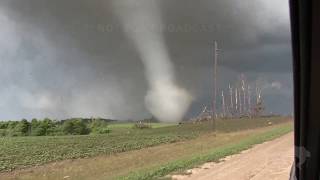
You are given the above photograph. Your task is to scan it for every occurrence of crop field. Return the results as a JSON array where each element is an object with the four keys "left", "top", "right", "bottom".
[{"left": 0, "top": 117, "right": 291, "bottom": 174}]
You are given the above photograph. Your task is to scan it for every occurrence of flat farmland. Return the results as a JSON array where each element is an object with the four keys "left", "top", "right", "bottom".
[{"left": 0, "top": 117, "right": 292, "bottom": 179}]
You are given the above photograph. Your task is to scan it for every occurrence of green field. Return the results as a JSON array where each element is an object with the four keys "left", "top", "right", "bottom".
[{"left": 0, "top": 117, "right": 290, "bottom": 173}]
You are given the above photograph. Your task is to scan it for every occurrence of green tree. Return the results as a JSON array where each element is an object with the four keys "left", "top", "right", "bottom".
[
  {"left": 31, "top": 118, "right": 38, "bottom": 126},
  {"left": 30, "top": 118, "right": 42, "bottom": 136},
  {"left": 89, "top": 118, "right": 110, "bottom": 134},
  {"left": 0, "top": 122, "right": 9, "bottom": 129},
  {"left": 14, "top": 119, "right": 30, "bottom": 136},
  {"left": 8, "top": 121, "right": 18, "bottom": 129},
  {"left": 0, "top": 129, "right": 6, "bottom": 136},
  {"left": 73, "top": 120, "right": 90, "bottom": 135},
  {"left": 30, "top": 118, "right": 58, "bottom": 136},
  {"left": 62, "top": 120, "right": 74, "bottom": 135},
  {"left": 62, "top": 119, "right": 90, "bottom": 135}
]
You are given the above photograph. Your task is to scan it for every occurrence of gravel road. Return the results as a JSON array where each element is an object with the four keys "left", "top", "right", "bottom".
[{"left": 172, "top": 132, "right": 293, "bottom": 180}]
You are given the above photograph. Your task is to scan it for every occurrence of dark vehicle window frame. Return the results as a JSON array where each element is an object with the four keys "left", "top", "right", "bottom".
[{"left": 290, "top": 0, "right": 320, "bottom": 179}]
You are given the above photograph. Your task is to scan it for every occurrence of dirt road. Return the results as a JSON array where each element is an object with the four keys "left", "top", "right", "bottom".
[{"left": 172, "top": 132, "right": 293, "bottom": 180}]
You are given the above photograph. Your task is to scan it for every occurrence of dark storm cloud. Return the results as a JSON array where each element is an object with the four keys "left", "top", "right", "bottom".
[{"left": 0, "top": 0, "right": 292, "bottom": 120}]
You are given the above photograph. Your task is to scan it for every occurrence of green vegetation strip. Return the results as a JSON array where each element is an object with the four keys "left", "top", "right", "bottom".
[{"left": 119, "top": 124, "right": 293, "bottom": 180}]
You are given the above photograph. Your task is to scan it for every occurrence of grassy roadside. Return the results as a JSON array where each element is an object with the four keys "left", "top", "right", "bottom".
[{"left": 119, "top": 124, "right": 292, "bottom": 180}]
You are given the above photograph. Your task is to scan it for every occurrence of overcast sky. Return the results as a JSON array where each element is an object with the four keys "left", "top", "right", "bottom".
[{"left": 0, "top": 0, "right": 293, "bottom": 121}]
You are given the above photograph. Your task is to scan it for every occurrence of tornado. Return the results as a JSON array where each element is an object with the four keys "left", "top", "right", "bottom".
[{"left": 111, "top": 0, "right": 192, "bottom": 122}]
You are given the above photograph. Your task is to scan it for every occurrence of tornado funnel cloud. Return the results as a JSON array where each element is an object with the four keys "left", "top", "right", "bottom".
[{"left": 112, "top": 0, "right": 192, "bottom": 122}]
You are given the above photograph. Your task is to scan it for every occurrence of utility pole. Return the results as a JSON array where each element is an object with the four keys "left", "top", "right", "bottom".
[
  {"left": 229, "top": 84, "right": 233, "bottom": 116},
  {"left": 248, "top": 85, "right": 252, "bottom": 117},
  {"left": 213, "top": 41, "right": 218, "bottom": 119},
  {"left": 229, "top": 84, "right": 233, "bottom": 109},
  {"left": 222, "top": 90, "right": 226, "bottom": 118},
  {"left": 241, "top": 77, "right": 246, "bottom": 115},
  {"left": 239, "top": 85, "right": 242, "bottom": 116},
  {"left": 212, "top": 41, "right": 220, "bottom": 132},
  {"left": 256, "top": 84, "right": 262, "bottom": 104},
  {"left": 235, "top": 87, "right": 238, "bottom": 115}
]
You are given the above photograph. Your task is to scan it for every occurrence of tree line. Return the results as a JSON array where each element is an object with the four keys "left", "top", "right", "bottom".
[{"left": 0, "top": 118, "right": 111, "bottom": 137}]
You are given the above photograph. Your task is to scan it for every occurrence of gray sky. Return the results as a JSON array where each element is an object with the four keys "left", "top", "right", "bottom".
[{"left": 0, "top": 0, "right": 293, "bottom": 121}]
